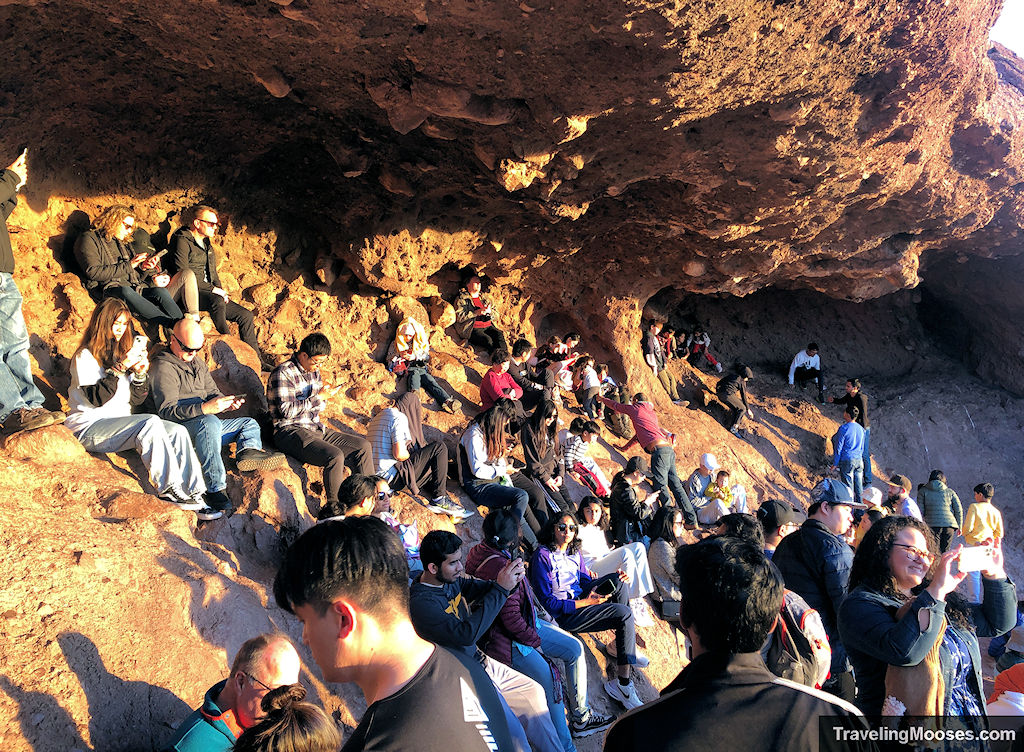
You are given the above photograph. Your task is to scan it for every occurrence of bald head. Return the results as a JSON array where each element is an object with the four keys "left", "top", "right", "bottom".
[
  {"left": 170, "top": 318, "right": 204, "bottom": 359},
  {"left": 221, "top": 633, "right": 302, "bottom": 728}
]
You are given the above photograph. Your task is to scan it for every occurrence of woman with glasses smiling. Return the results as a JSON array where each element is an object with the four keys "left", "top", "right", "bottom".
[
  {"left": 838, "top": 516, "right": 1015, "bottom": 733},
  {"left": 529, "top": 512, "right": 648, "bottom": 712}
]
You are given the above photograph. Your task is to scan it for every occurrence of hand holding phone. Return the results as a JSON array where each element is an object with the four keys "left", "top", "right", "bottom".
[{"left": 957, "top": 545, "right": 993, "bottom": 573}]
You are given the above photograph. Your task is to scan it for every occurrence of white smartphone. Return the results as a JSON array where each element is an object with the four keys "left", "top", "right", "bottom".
[{"left": 957, "top": 545, "right": 992, "bottom": 573}]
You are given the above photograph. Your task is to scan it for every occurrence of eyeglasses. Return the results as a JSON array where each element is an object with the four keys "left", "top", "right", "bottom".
[
  {"left": 198, "top": 218, "right": 219, "bottom": 227},
  {"left": 173, "top": 333, "right": 203, "bottom": 354},
  {"left": 893, "top": 543, "right": 934, "bottom": 562},
  {"left": 555, "top": 523, "right": 577, "bottom": 532},
  {"left": 245, "top": 673, "right": 273, "bottom": 693},
  {"left": 377, "top": 490, "right": 392, "bottom": 500}
]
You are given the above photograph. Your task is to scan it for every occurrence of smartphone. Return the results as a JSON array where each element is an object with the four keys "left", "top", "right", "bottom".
[
  {"left": 132, "top": 335, "right": 148, "bottom": 349},
  {"left": 148, "top": 249, "right": 168, "bottom": 261},
  {"left": 592, "top": 579, "right": 617, "bottom": 597},
  {"left": 957, "top": 546, "right": 992, "bottom": 573}
]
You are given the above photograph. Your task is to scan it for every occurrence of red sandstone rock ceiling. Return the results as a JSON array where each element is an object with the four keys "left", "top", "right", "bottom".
[{"left": 1, "top": 0, "right": 1021, "bottom": 307}]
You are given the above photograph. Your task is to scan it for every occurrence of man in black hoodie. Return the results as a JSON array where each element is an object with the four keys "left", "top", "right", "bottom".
[
  {"left": 169, "top": 205, "right": 266, "bottom": 368},
  {"left": 0, "top": 150, "right": 62, "bottom": 434}
]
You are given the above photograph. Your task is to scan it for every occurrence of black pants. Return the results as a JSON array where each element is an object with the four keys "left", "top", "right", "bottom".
[
  {"left": 932, "top": 526, "right": 957, "bottom": 554},
  {"left": 512, "top": 471, "right": 572, "bottom": 533},
  {"left": 469, "top": 325, "right": 507, "bottom": 355},
  {"left": 274, "top": 425, "right": 373, "bottom": 502},
  {"left": 821, "top": 669, "right": 856, "bottom": 704},
  {"left": 393, "top": 441, "right": 449, "bottom": 500},
  {"left": 718, "top": 390, "right": 746, "bottom": 431},
  {"left": 105, "top": 286, "right": 182, "bottom": 329},
  {"left": 199, "top": 290, "right": 259, "bottom": 355},
  {"left": 556, "top": 573, "right": 637, "bottom": 667},
  {"left": 794, "top": 365, "right": 823, "bottom": 391}
]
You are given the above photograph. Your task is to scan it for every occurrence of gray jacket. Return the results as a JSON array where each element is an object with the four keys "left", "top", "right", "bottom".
[{"left": 149, "top": 347, "right": 222, "bottom": 423}]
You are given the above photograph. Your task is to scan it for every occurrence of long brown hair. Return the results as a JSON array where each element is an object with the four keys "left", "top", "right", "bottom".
[
  {"left": 92, "top": 205, "right": 134, "bottom": 239},
  {"left": 76, "top": 298, "right": 136, "bottom": 369}
]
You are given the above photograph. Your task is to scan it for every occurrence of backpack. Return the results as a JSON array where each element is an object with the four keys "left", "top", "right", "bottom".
[{"left": 761, "top": 589, "right": 832, "bottom": 689}]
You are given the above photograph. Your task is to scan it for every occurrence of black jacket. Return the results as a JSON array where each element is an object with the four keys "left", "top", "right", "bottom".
[
  {"left": 716, "top": 372, "right": 749, "bottom": 409},
  {"left": 771, "top": 519, "right": 853, "bottom": 676},
  {"left": 831, "top": 391, "right": 869, "bottom": 429},
  {"left": 520, "top": 421, "right": 562, "bottom": 483},
  {"left": 169, "top": 229, "right": 221, "bottom": 292},
  {"left": 0, "top": 169, "right": 19, "bottom": 274},
  {"left": 74, "top": 230, "right": 149, "bottom": 292},
  {"left": 609, "top": 476, "right": 651, "bottom": 545},
  {"left": 603, "top": 652, "right": 872, "bottom": 752}
]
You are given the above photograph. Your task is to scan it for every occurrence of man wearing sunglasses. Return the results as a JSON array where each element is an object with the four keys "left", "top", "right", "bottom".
[
  {"left": 169, "top": 205, "right": 268, "bottom": 370},
  {"left": 150, "top": 318, "right": 286, "bottom": 511},
  {"left": 167, "top": 633, "right": 300, "bottom": 751}
]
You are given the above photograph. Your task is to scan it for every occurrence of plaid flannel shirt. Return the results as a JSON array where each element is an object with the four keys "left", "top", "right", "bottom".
[{"left": 268, "top": 357, "right": 324, "bottom": 431}]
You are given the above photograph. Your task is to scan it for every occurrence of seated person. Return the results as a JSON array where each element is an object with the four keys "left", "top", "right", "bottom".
[
  {"left": 529, "top": 513, "right": 648, "bottom": 711},
  {"left": 457, "top": 400, "right": 536, "bottom": 549},
  {"left": 608, "top": 456, "right": 659, "bottom": 546},
  {"left": 367, "top": 392, "right": 471, "bottom": 520},
  {"left": 647, "top": 506, "right": 683, "bottom": 607},
  {"left": 268, "top": 333, "right": 373, "bottom": 512},
  {"left": 576, "top": 496, "right": 655, "bottom": 626},
  {"left": 410, "top": 530, "right": 560, "bottom": 752},
  {"left": 167, "top": 633, "right": 301, "bottom": 752},
  {"left": 74, "top": 205, "right": 182, "bottom": 329},
  {"left": 788, "top": 342, "right": 824, "bottom": 402},
  {"left": 233, "top": 684, "right": 341, "bottom": 752},
  {"left": 700, "top": 469, "right": 749, "bottom": 525},
  {"left": 509, "top": 338, "right": 554, "bottom": 411},
  {"left": 388, "top": 315, "right": 460, "bottom": 413},
  {"left": 454, "top": 272, "right": 506, "bottom": 356},
  {"left": 131, "top": 228, "right": 200, "bottom": 322},
  {"left": 66, "top": 299, "right": 218, "bottom": 520},
  {"left": 561, "top": 419, "right": 611, "bottom": 498},
  {"left": 517, "top": 400, "right": 573, "bottom": 530},
  {"left": 685, "top": 453, "right": 718, "bottom": 508},
  {"left": 169, "top": 205, "right": 268, "bottom": 368},
  {"left": 684, "top": 329, "right": 722, "bottom": 373},
  {"left": 150, "top": 318, "right": 285, "bottom": 510},
  {"left": 480, "top": 348, "right": 524, "bottom": 415}
]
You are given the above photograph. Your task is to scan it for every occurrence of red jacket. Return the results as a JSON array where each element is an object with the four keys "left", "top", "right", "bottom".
[{"left": 464, "top": 542, "right": 541, "bottom": 663}]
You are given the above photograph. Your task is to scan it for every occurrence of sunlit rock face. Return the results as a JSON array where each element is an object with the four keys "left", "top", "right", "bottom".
[{"left": 1, "top": 0, "right": 1022, "bottom": 389}]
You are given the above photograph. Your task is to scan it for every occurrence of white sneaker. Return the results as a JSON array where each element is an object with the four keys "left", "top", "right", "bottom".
[
  {"left": 631, "top": 598, "right": 655, "bottom": 628},
  {"left": 603, "top": 679, "right": 643, "bottom": 710}
]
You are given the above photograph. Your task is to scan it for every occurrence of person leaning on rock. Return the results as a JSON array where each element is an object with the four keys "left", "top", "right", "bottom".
[
  {"left": 0, "top": 149, "right": 64, "bottom": 434},
  {"left": 642, "top": 320, "right": 686, "bottom": 405},
  {"left": 715, "top": 365, "right": 754, "bottom": 437},
  {"left": 454, "top": 272, "right": 507, "bottom": 357},
  {"left": 73, "top": 204, "right": 183, "bottom": 330},
  {"left": 150, "top": 318, "right": 285, "bottom": 512},
  {"left": 166, "top": 633, "right": 301, "bottom": 752},
  {"left": 267, "top": 332, "right": 374, "bottom": 514},
  {"left": 168, "top": 205, "right": 271, "bottom": 370}
]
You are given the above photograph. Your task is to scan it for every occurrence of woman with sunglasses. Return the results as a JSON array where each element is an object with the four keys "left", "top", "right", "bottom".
[
  {"left": 529, "top": 512, "right": 648, "bottom": 711},
  {"left": 838, "top": 516, "right": 1015, "bottom": 729},
  {"left": 66, "top": 298, "right": 217, "bottom": 519}
]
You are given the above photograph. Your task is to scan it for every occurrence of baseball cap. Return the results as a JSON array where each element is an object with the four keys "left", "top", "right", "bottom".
[
  {"left": 701, "top": 453, "right": 719, "bottom": 472},
  {"left": 131, "top": 228, "right": 156, "bottom": 255},
  {"left": 809, "top": 478, "right": 867, "bottom": 509},
  {"left": 625, "top": 456, "right": 649, "bottom": 475},
  {"left": 862, "top": 487, "right": 883, "bottom": 507},
  {"left": 757, "top": 499, "right": 804, "bottom": 530},
  {"left": 888, "top": 474, "right": 912, "bottom": 494}
]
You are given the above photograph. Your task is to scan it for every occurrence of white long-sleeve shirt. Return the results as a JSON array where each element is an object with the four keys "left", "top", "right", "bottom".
[
  {"left": 460, "top": 422, "right": 509, "bottom": 480},
  {"left": 788, "top": 350, "right": 821, "bottom": 385}
]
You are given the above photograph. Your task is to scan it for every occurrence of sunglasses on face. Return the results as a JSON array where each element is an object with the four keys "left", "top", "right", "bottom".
[
  {"left": 556, "top": 523, "right": 577, "bottom": 532},
  {"left": 377, "top": 490, "right": 392, "bottom": 500},
  {"left": 173, "top": 333, "right": 202, "bottom": 353}
]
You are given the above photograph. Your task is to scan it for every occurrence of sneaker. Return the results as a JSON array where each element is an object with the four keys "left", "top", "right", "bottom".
[
  {"left": 236, "top": 448, "right": 287, "bottom": 472},
  {"left": 160, "top": 486, "right": 205, "bottom": 511},
  {"left": 428, "top": 497, "right": 474, "bottom": 520},
  {"left": 205, "top": 490, "right": 233, "bottom": 511},
  {"left": 715, "top": 362, "right": 723, "bottom": 373},
  {"left": 603, "top": 680, "right": 644, "bottom": 710},
  {"left": 570, "top": 711, "right": 614, "bottom": 738},
  {"left": 45, "top": 409, "right": 67, "bottom": 424},
  {"left": 630, "top": 598, "right": 655, "bottom": 628},
  {"left": 604, "top": 639, "right": 649, "bottom": 667},
  {"left": 442, "top": 398, "right": 461, "bottom": 414},
  {"left": 2, "top": 406, "right": 54, "bottom": 434},
  {"left": 195, "top": 506, "right": 223, "bottom": 522}
]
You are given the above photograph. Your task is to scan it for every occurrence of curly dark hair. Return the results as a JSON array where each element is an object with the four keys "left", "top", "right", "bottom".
[
  {"left": 537, "top": 511, "right": 583, "bottom": 555},
  {"left": 848, "top": 515, "right": 937, "bottom": 602}
]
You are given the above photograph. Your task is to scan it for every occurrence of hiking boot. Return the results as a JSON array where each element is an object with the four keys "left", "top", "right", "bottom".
[
  {"left": 2, "top": 407, "right": 55, "bottom": 434},
  {"left": 442, "top": 398, "right": 460, "bottom": 414},
  {"left": 160, "top": 486, "right": 205, "bottom": 511},
  {"left": 603, "top": 680, "right": 643, "bottom": 710},
  {"left": 571, "top": 711, "right": 614, "bottom": 738},
  {"left": 236, "top": 448, "right": 287, "bottom": 472},
  {"left": 205, "top": 490, "right": 233, "bottom": 512},
  {"left": 195, "top": 506, "right": 223, "bottom": 522},
  {"left": 43, "top": 408, "right": 67, "bottom": 424}
]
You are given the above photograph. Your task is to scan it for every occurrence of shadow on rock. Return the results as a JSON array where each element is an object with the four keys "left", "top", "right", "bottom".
[{"left": 0, "top": 674, "right": 89, "bottom": 752}]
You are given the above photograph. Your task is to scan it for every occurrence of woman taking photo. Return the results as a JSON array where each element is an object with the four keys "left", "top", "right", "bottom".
[
  {"left": 838, "top": 516, "right": 1015, "bottom": 730},
  {"left": 66, "top": 298, "right": 219, "bottom": 520},
  {"left": 530, "top": 512, "right": 647, "bottom": 712},
  {"left": 576, "top": 496, "right": 655, "bottom": 626}
]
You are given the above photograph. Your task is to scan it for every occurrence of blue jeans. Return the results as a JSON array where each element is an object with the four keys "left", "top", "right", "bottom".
[
  {"left": 407, "top": 365, "right": 449, "bottom": 405},
  {"left": 536, "top": 620, "right": 589, "bottom": 723},
  {"left": 181, "top": 414, "right": 262, "bottom": 492},
  {"left": 104, "top": 286, "right": 182, "bottom": 329},
  {"left": 463, "top": 479, "right": 535, "bottom": 547},
  {"left": 510, "top": 646, "right": 575, "bottom": 752},
  {"left": 0, "top": 273, "right": 44, "bottom": 421},
  {"left": 650, "top": 445, "right": 695, "bottom": 525},
  {"left": 861, "top": 427, "right": 872, "bottom": 486},
  {"left": 837, "top": 457, "right": 864, "bottom": 505}
]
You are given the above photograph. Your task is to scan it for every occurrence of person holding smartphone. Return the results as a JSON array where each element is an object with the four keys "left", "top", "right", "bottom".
[
  {"left": 66, "top": 299, "right": 219, "bottom": 519},
  {"left": 529, "top": 512, "right": 648, "bottom": 712},
  {"left": 838, "top": 516, "right": 1015, "bottom": 727}
]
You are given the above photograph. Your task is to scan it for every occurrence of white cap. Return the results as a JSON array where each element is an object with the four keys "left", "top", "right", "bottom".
[
  {"left": 701, "top": 453, "right": 719, "bottom": 472},
  {"left": 862, "top": 487, "right": 883, "bottom": 507}
]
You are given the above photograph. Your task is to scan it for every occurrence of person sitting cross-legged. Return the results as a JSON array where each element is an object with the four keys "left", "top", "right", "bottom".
[
  {"left": 150, "top": 318, "right": 285, "bottom": 512},
  {"left": 268, "top": 333, "right": 374, "bottom": 513},
  {"left": 66, "top": 299, "right": 218, "bottom": 521},
  {"left": 367, "top": 391, "right": 472, "bottom": 521}
]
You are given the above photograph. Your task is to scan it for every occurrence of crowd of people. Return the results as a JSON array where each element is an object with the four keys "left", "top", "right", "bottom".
[{"left": 2, "top": 152, "right": 1021, "bottom": 752}]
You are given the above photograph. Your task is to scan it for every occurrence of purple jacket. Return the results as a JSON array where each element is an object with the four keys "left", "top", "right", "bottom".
[
  {"left": 529, "top": 545, "right": 593, "bottom": 618},
  {"left": 465, "top": 543, "right": 541, "bottom": 663}
]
